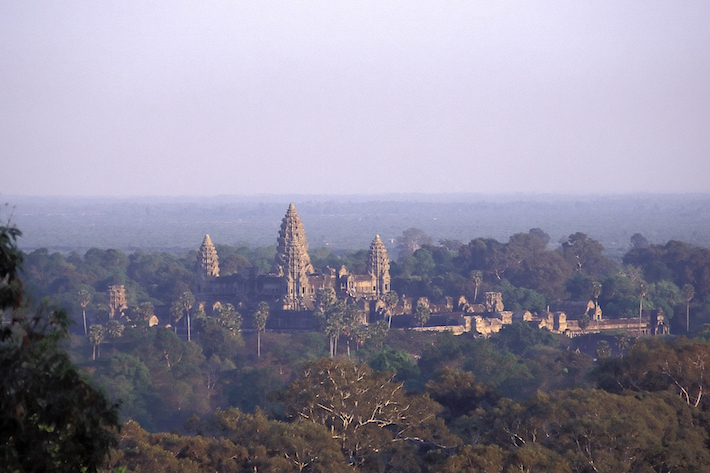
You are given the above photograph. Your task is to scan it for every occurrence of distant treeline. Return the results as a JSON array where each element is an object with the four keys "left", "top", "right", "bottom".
[
  {"left": 7, "top": 194, "right": 710, "bottom": 259},
  {"left": 20, "top": 228, "right": 710, "bottom": 337}
]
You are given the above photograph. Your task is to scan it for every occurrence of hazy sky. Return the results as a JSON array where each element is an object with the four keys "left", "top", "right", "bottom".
[{"left": 2, "top": 1, "right": 709, "bottom": 197}]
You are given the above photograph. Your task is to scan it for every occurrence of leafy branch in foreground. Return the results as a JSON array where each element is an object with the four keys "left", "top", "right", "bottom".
[{"left": 1, "top": 224, "right": 120, "bottom": 472}]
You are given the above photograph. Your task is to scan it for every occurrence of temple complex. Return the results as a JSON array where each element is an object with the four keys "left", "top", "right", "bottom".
[
  {"left": 193, "top": 203, "right": 670, "bottom": 338},
  {"left": 195, "top": 204, "right": 393, "bottom": 314}
]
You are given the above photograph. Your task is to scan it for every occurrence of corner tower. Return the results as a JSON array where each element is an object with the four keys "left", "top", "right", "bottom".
[
  {"left": 196, "top": 234, "right": 219, "bottom": 292},
  {"left": 368, "top": 235, "right": 391, "bottom": 296},
  {"left": 274, "top": 204, "right": 314, "bottom": 310}
]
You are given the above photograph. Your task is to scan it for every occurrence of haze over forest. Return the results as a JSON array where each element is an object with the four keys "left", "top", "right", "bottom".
[{"left": 5, "top": 194, "right": 710, "bottom": 260}]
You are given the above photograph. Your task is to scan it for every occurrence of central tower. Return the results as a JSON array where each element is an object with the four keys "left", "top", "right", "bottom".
[
  {"left": 274, "top": 203, "right": 314, "bottom": 310},
  {"left": 196, "top": 234, "right": 220, "bottom": 293}
]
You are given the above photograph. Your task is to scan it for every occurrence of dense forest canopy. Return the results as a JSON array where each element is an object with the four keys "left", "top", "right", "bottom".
[
  {"left": 20, "top": 227, "right": 710, "bottom": 333},
  {"left": 5, "top": 215, "right": 710, "bottom": 471}
]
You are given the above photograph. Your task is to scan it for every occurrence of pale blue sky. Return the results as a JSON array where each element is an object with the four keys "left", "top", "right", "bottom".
[{"left": 2, "top": 1, "right": 709, "bottom": 196}]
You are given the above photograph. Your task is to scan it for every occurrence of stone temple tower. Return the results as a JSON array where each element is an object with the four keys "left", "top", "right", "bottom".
[
  {"left": 274, "top": 204, "right": 314, "bottom": 310},
  {"left": 368, "top": 235, "right": 391, "bottom": 296},
  {"left": 196, "top": 234, "right": 220, "bottom": 292},
  {"left": 108, "top": 285, "right": 128, "bottom": 319}
]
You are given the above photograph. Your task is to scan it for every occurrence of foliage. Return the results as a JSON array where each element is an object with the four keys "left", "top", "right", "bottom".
[
  {"left": 0, "top": 224, "right": 120, "bottom": 472},
  {"left": 471, "top": 389, "right": 710, "bottom": 472},
  {"left": 491, "top": 321, "right": 565, "bottom": 357},
  {"left": 93, "top": 353, "right": 157, "bottom": 429},
  {"left": 560, "top": 232, "right": 617, "bottom": 277},
  {"left": 281, "top": 358, "right": 457, "bottom": 470},
  {"left": 414, "top": 303, "right": 431, "bottom": 327},
  {"left": 90, "top": 323, "right": 106, "bottom": 359},
  {"left": 253, "top": 301, "right": 270, "bottom": 357},
  {"left": 368, "top": 347, "right": 420, "bottom": 383},
  {"left": 395, "top": 227, "right": 432, "bottom": 260},
  {"left": 11, "top": 215, "right": 710, "bottom": 470},
  {"left": 591, "top": 337, "right": 710, "bottom": 408},
  {"left": 228, "top": 366, "right": 285, "bottom": 415},
  {"left": 215, "top": 303, "right": 242, "bottom": 334},
  {"left": 425, "top": 368, "right": 500, "bottom": 423},
  {"left": 103, "top": 413, "right": 350, "bottom": 473},
  {"left": 494, "top": 280, "right": 547, "bottom": 313}
]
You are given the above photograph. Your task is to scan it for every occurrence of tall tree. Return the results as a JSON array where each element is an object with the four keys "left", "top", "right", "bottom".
[
  {"left": 252, "top": 301, "right": 270, "bottom": 358},
  {"left": 591, "top": 281, "right": 602, "bottom": 307},
  {"left": 315, "top": 292, "right": 345, "bottom": 358},
  {"left": 324, "top": 304, "right": 345, "bottom": 358},
  {"left": 383, "top": 290, "right": 399, "bottom": 328},
  {"left": 89, "top": 324, "right": 105, "bottom": 360},
  {"left": 170, "top": 300, "right": 183, "bottom": 334},
  {"left": 216, "top": 303, "right": 242, "bottom": 335},
  {"left": 683, "top": 283, "right": 695, "bottom": 332},
  {"left": 395, "top": 227, "right": 432, "bottom": 260},
  {"left": 637, "top": 281, "right": 647, "bottom": 334},
  {"left": 414, "top": 304, "right": 431, "bottom": 327},
  {"left": 341, "top": 301, "right": 361, "bottom": 357},
  {"left": 281, "top": 358, "right": 456, "bottom": 470},
  {"left": 78, "top": 289, "right": 91, "bottom": 335},
  {"left": 616, "top": 333, "right": 630, "bottom": 357},
  {"left": 577, "top": 312, "right": 590, "bottom": 335},
  {"left": 596, "top": 340, "right": 612, "bottom": 359},
  {"left": 560, "top": 232, "right": 615, "bottom": 277},
  {"left": 179, "top": 291, "right": 195, "bottom": 341},
  {"left": 105, "top": 319, "right": 124, "bottom": 354},
  {"left": 469, "top": 270, "right": 483, "bottom": 303}
]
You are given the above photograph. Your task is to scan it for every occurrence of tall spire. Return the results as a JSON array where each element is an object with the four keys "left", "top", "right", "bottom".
[
  {"left": 274, "top": 204, "right": 313, "bottom": 309},
  {"left": 197, "top": 234, "right": 220, "bottom": 280},
  {"left": 368, "top": 235, "right": 391, "bottom": 296}
]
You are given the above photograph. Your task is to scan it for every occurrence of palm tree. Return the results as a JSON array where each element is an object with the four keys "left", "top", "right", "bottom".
[
  {"left": 414, "top": 304, "right": 431, "bottom": 328},
  {"left": 595, "top": 340, "right": 611, "bottom": 359},
  {"left": 95, "top": 303, "right": 109, "bottom": 323},
  {"left": 577, "top": 312, "right": 590, "bottom": 335},
  {"left": 383, "top": 290, "right": 398, "bottom": 328},
  {"left": 89, "top": 324, "right": 105, "bottom": 360},
  {"left": 469, "top": 270, "right": 483, "bottom": 303},
  {"left": 179, "top": 291, "right": 195, "bottom": 341},
  {"left": 324, "top": 303, "right": 345, "bottom": 358},
  {"left": 134, "top": 301, "right": 155, "bottom": 322},
  {"left": 217, "top": 303, "right": 242, "bottom": 334},
  {"left": 252, "top": 301, "right": 270, "bottom": 358},
  {"left": 317, "top": 287, "right": 337, "bottom": 312},
  {"left": 637, "top": 281, "right": 647, "bottom": 335},
  {"left": 352, "top": 324, "right": 367, "bottom": 352},
  {"left": 615, "top": 333, "right": 630, "bottom": 357},
  {"left": 170, "top": 301, "right": 183, "bottom": 334},
  {"left": 78, "top": 289, "right": 91, "bottom": 335},
  {"left": 591, "top": 281, "right": 602, "bottom": 312},
  {"left": 106, "top": 319, "right": 124, "bottom": 354},
  {"left": 683, "top": 284, "right": 695, "bottom": 332},
  {"left": 342, "top": 302, "right": 361, "bottom": 358}
]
